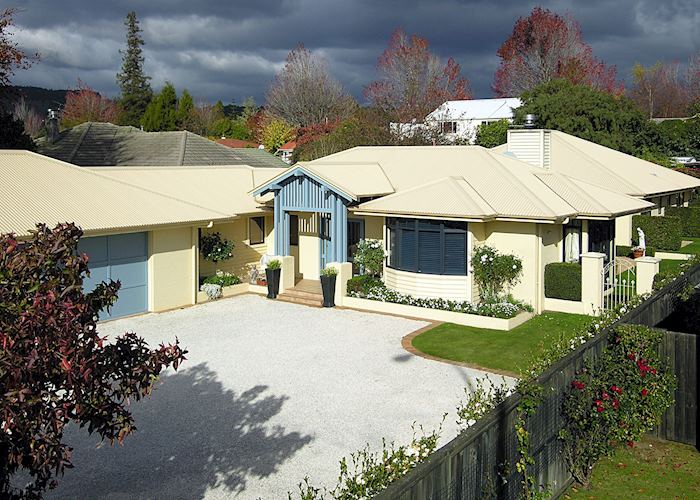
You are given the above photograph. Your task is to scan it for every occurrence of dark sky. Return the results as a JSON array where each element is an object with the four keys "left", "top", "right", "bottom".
[{"left": 9, "top": 0, "right": 700, "bottom": 105}]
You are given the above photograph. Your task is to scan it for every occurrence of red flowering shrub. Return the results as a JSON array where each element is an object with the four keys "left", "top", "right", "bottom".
[
  {"left": 0, "top": 223, "right": 187, "bottom": 498},
  {"left": 559, "top": 324, "right": 675, "bottom": 487}
]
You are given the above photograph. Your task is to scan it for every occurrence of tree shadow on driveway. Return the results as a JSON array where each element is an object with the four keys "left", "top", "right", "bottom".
[{"left": 48, "top": 363, "right": 313, "bottom": 500}]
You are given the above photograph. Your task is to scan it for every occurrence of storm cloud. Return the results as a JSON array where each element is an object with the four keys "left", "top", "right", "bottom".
[{"left": 9, "top": 0, "right": 700, "bottom": 104}]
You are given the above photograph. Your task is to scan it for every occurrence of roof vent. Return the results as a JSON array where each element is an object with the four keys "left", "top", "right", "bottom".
[{"left": 523, "top": 114, "right": 538, "bottom": 129}]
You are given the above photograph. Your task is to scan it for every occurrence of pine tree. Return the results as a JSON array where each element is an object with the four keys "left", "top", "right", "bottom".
[
  {"left": 177, "top": 89, "right": 195, "bottom": 129},
  {"left": 116, "top": 11, "right": 152, "bottom": 127},
  {"left": 141, "top": 82, "right": 178, "bottom": 131}
]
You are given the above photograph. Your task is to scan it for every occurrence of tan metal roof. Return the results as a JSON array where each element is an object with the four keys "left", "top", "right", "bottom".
[
  {"left": 92, "top": 165, "right": 286, "bottom": 215},
  {"left": 301, "top": 162, "right": 395, "bottom": 198},
  {"left": 0, "top": 150, "right": 234, "bottom": 237},
  {"left": 494, "top": 130, "right": 700, "bottom": 197},
  {"left": 305, "top": 145, "right": 654, "bottom": 221}
]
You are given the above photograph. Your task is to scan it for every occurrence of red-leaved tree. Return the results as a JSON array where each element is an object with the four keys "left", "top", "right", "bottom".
[
  {"left": 61, "top": 79, "right": 119, "bottom": 128},
  {"left": 0, "top": 8, "right": 37, "bottom": 89},
  {"left": 365, "top": 28, "right": 471, "bottom": 122},
  {"left": 493, "top": 7, "right": 621, "bottom": 97},
  {"left": 0, "top": 223, "right": 187, "bottom": 499}
]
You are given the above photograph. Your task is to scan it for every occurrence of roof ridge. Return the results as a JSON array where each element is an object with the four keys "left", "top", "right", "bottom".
[
  {"left": 533, "top": 172, "right": 598, "bottom": 215},
  {"left": 67, "top": 122, "right": 91, "bottom": 163},
  {"left": 177, "top": 131, "right": 188, "bottom": 165}
]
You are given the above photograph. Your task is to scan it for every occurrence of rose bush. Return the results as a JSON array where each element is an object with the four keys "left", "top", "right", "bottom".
[{"left": 471, "top": 245, "right": 523, "bottom": 303}]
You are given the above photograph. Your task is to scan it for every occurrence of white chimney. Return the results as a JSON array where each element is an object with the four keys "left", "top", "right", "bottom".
[{"left": 507, "top": 128, "right": 551, "bottom": 169}]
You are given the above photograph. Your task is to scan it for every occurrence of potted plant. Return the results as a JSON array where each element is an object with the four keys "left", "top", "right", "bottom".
[
  {"left": 632, "top": 246, "right": 644, "bottom": 258},
  {"left": 266, "top": 259, "right": 281, "bottom": 299},
  {"left": 320, "top": 266, "right": 338, "bottom": 307}
]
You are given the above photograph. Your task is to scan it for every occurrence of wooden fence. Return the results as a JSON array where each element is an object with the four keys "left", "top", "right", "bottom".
[{"left": 374, "top": 265, "right": 700, "bottom": 500}]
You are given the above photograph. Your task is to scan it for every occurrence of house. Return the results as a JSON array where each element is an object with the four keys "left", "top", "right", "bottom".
[
  {"left": 0, "top": 149, "right": 284, "bottom": 319},
  {"left": 250, "top": 135, "right": 656, "bottom": 314},
  {"left": 425, "top": 98, "right": 521, "bottom": 143},
  {"left": 492, "top": 129, "right": 700, "bottom": 246},
  {"left": 37, "top": 121, "right": 287, "bottom": 168},
  {"left": 277, "top": 140, "right": 296, "bottom": 164},
  {"left": 215, "top": 138, "right": 260, "bottom": 149}
]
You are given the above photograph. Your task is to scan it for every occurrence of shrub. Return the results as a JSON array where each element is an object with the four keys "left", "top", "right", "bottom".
[
  {"left": 471, "top": 245, "right": 523, "bottom": 303},
  {"left": 560, "top": 324, "right": 675, "bottom": 487},
  {"left": 665, "top": 206, "right": 700, "bottom": 237},
  {"left": 202, "top": 271, "right": 241, "bottom": 287},
  {"left": 267, "top": 259, "right": 281, "bottom": 270},
  {"left": 353, "top": 239, "right": 385, "bottom": 277},
  {"left": 320, "top": 266, "right": 338, "bottom": 278},
  {"left": 544, "top": 262, "right": 582, "bottom": 301},
  {"left": 346, "top": 275, "right": 383, "bottom": 295},
  {"left": 631, "top": 214, "right": 682, "bottom": 251},
  {"left": 200, "top": 232, "right": 234, "bottom": 262},
  {"left": 615, "top": 245, "right": 632, "bottom": 258},
  {"left": 0, "top": 223, "right": 186, "bottom": 497},
  {"left": 200, "top": 282, "right": 222, "bottom": 300}
]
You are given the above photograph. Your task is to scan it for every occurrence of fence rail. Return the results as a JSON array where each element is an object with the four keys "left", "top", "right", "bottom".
[{"left": 374, "top": 264, "right": 700, "bottom": 500}]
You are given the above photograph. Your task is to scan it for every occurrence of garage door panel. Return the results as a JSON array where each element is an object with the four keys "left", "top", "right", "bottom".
[
  {"left": 110, "top": 258, "right": 148, "bottom": 289},
  {"left": 83, "top": 265, "right": 110, "bottom": 293},
  {"left": 108, "top": 286, "right": 148, "bottom": 319},
  {"left": 78, "top": 236, "right": 108, "bottom": 263},
  {"left": 108, "top": 232, "right": 148, "bottom": 260}
]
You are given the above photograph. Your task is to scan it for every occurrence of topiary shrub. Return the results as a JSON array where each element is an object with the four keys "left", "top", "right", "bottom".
[
  {"left": 615, "top": 245, "right": 632, "bottom": 258},
  {"left": 631, "top": 215, "right": 682, "bottom": 251},
  {"left": 346, "top": 274, "right": 383, "bottom": 296},
  {"left": 665, "top": 207, "right": 700, "bottom": 237},
  {"left": 544, "top": 262, "right": 582, "bottom": 301}
]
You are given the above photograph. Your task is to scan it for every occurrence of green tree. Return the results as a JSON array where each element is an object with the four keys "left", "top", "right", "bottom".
[
  {"left": 516, "top": 79, "right": 652, "bottom": 156},
  {"left": 475, "top": 119, "right": 510, "bottom": 148},
  {"left": 0, "top": 113, "right": 36, "bottom": 150},
  {"left": 261, "top": 117, "right": 294, "bottom": 152},
  {"left": 116, "top": 12, "right": 152, "bottom": 127},
  {"left": 176, "top": 89, "right": 195, "bottom": 129},
  {"left": 141, "top": 82, "right": 178, "bottom": 131}
]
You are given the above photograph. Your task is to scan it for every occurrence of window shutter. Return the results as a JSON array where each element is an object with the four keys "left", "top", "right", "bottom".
[
  {"left": 444, "top": 232, "right": 467, "bottom": 275},
  {"left": 400, "top": 229, "right": 417, "bottom": 271},
  {"left": 418, "top": 230, "right": 441, "bottom": 274}
]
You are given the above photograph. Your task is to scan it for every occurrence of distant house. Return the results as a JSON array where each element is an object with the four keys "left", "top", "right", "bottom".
[
  {"left": 425, "top": 98, "right": 522, "bottom": 143},
  {"left": 216, "top": 138, "right": 260, "bottom": 149},
  {"left": 37, "top": 121, "right": 287, "bottom": 168},
  {"left": 277, "top": 140, "right": 296, "bottom": 164}
]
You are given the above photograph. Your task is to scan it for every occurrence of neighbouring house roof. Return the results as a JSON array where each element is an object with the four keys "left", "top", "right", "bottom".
[
  {"left": 37, "top": 122, "right": 287, "bottom": 168},
  {"left": 93, "top": 165, "right": 286, "bottom": 215},
  {"left": 279, "top": 140, "right": 296, "bottom": 151},
  {"left": 426, "top": 98, "right": 521, "bottom": 122},
  {"left": 216, "top": 138, "right": 260, "bottom": 149},
  {"left": 0, "top": 150, "right": 234, "bottom": 237},
  {"left": 252, "top": 145, "right": 652, "bottom": 222},
  {"left": 492, "top": 130, "right": 700, "bottom": 197}
]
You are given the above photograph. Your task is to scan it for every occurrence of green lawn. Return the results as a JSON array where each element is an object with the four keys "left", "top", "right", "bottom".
[
  {"left": 659, "top": 259, "right": 684, "bottom": 274},
  {"left": 565, "top": 436, "right": 700, "bottom": 499},
  {"left": 677, "top": 237, "right": 700, "bottom": 254},
  {"left": 411, "top": 312, "right": 592, "bottom": 375}
]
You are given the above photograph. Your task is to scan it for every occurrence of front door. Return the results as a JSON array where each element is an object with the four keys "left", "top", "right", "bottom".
[
  {"left": 589, "top": 220, "right": 614, "bottom": 261},
  {"left": 347, "top": 219, "right": 365, "bottom": 275}
]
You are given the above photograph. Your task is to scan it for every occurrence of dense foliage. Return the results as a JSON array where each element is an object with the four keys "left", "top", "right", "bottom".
[
  {"left": 471, "top": 245, "right": 523, "bottom": 303},
  {"left": 560, "top": 325, "right": 675, "bottom": 487},
  {"left": 665, "top": 206, "right": 700, "bottom": 237},
  {"left": 474, "top": 119, "right": 509, "bottom": 148},
  {"left": 201, "top": 271, "right": 241, "bottom": 287},
  {"left": 199, "top": 232, "right": 234, "bottom": 263},
  {"left": 544, "top": 262, "right": 582, "bottom": 301},
  {"left": 141, "top": 82, "right": 178, "bottom": 132},
  {"left": 352, "top": 239, "right": 385, "bottom": 277},
  {"left": 0, "top": 112, "right": 36, "bottom": 150},
  {"left": 116, "top": 12, "right": 152, "bottom": 127},
  {"left": 61, "top": 79, "right": 119, "bottom": 128},
  {"left": 631, "top": 214, "right": 682, "bottom": 251},
  {"left": 346, "top": 275, "right": 383, "bottom": 296},
  {"left": 0, "top": 223, "right": 186, "bottom": 498}
]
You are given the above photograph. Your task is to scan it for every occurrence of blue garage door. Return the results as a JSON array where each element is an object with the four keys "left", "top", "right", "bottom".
[{"left": 78, "top": 232, "right": 148, "bottom": 319}]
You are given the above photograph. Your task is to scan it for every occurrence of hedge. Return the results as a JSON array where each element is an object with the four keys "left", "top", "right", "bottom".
[
  {"left": 631, "top": 214, "right": 682, "bottom": 251},
  {"left": 615, "top": 245, "right": 656, "bottom": 258},
  {"left": 347, "top": 274, "right": 384, "bottom": 296},
  {"left": 544, "top": 262, "right": 582, "bottom": 301},
  {"left": 665, "top": 206, "right": 700, "bottom": 237}
]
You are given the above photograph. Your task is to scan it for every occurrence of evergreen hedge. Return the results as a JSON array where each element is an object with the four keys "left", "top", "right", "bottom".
[
  {"left": 544, "top": 262, "right": 582, "bottom": 301},
  {"left": 665, "top": 207, "right": 700, "bottom": 237},
  {"left": 631, "top": 215, "right": 682, "bottom": 251}
]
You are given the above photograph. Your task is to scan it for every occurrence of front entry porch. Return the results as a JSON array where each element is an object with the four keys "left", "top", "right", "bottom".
[{"left": 277, "top": 279, "right": 324, "bottom": 307}]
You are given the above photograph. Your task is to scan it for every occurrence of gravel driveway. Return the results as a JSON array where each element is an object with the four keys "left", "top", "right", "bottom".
[{"left": 48, "top": 294, "right": 514, "bottom": 500}]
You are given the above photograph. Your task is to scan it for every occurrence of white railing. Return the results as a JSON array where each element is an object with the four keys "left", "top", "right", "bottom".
[{"left": 601, "top": 258, "right": 636, "bottom": 310}]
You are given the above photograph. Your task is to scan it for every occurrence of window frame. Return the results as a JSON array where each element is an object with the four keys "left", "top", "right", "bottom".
[
  {"left": 386, "top": 217, "right": 468, "bottom": 276},
  {"left": 249, "top": 216, "right": 265, "bottom": 245}
]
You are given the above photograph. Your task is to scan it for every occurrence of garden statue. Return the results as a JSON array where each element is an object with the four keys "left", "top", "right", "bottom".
[{"left": 637, "top": 227, "right": 646, "bottom": 255}]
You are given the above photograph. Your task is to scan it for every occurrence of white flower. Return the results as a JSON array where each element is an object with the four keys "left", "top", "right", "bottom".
[
  {"left": 467, "top": 419, "right": 477, "bottom": 426},
  {"left": 512, "top": 265, "right": 517, "bottom": 269}
]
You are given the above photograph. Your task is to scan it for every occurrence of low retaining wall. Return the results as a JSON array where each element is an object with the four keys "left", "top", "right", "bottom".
[
  {"left": 196, "top": 282, "right": 249, "bottom": 303},
  {"left": 655, "top": 251, "right": 693, "bottom": 261},
  {"left": 342, "top": 296, "right": 534, "bottom": 330},
  {"left": 543, "top": 297, "right": 585, "bottom": 315}
]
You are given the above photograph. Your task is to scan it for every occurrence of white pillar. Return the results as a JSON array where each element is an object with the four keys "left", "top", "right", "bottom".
[
  {"left": 273, "top": 255, "right": 295, "bottom": 292},
  {"left": 327, "top": 262, "right": 352, "bottom": 306},
  {"left": 636, "top": 256, "right": 660, "bottom": 295},
  {"left": 581, "top": 252, "right": 605, "bottom": 316}
]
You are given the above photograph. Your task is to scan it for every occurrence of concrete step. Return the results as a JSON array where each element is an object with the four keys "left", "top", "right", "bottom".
[
  {"left": 281, "top": 289, "right": 324, "bottom": 301},
  {"left": 277, "top": 293, "right": 323, "bottom": 308}
]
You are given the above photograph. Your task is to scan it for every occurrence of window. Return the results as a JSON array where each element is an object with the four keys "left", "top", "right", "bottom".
[
  {"left": 386, "top": 218, "right": 468, "bottom": 275},
  {"left": 249, "top": 216, "right": 265, "bottom": 245},
  {"left": 563, "top": 220, "right": 582, "bottom": 262},
  {"left": 589, "top": 220, "right": 614, "bottom": 261},
  {"left": 289, "top": 214, "right": 299, "bottom": 246},
  {"left": 441, "top": 121, "right": 457, "bottom": 134}
]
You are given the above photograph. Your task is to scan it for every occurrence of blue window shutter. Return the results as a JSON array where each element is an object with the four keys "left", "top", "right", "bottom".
[
  {"left": 400, "top": 228, "right": 417, "bottom": 271},
  {"left": 444, "top": 232, "right": 467, "bottom": 275},
  {"left": 418, "top": 230, "right": 441, "bottom": 274}
]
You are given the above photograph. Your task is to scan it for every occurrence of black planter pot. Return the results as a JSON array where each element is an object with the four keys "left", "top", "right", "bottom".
[
  {"left": 321, "top": 275, "right": 336, "bottom": 307},
  {"left": 266, "top": 268, "right": 281, "bottom": 298}
]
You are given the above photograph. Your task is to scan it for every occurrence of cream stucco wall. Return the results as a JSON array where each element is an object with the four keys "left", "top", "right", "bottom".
[
  {"left": 615, "top": 215, "right": 633, "bottom": 247},
  {"left": 199, "top": 214, "right": 273, "bottom": 281},
  {"left": 149, "top": 226, "right": 196, "bottom": 312},
  {"left": 361, "top": 215, "right": 384, "bottom": 240},
  {"left": 296, "top": 212, "right": 320, "bottom": 280}
]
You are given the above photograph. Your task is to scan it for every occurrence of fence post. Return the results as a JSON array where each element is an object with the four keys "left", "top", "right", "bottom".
[
  {"left": 581, "top": 252, "right": 605, "bottom": 316},
  {"left": 636, "top": 256, "right": 660, "bottom": 295},
  {"left": 328, "top": 262, "right": 352, "bottom": 306},
  {"left": 273, "top": 255, "right": 295, "bottom": 292}
]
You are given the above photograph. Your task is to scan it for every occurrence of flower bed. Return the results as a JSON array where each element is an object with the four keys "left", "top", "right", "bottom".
[{"left": 347, "top": 280, "right": 530, "bottom": 319}]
